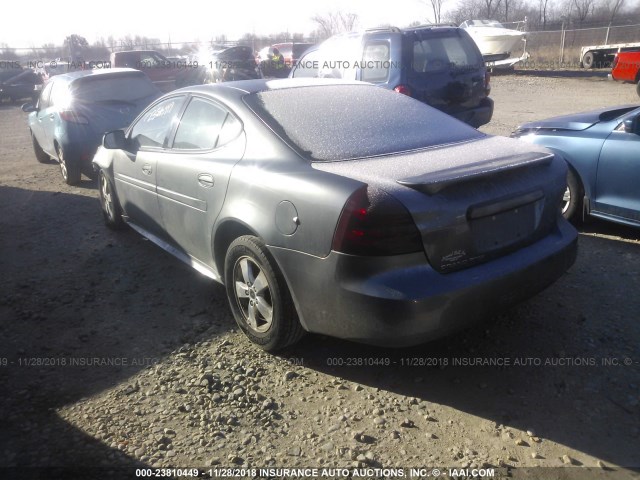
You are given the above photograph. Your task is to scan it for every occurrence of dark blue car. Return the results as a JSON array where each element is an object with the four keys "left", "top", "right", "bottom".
[
  {"left": 512, "top": 105, "right": 640, "bottom": 227},
  {"left": 22, "top": 68, "right": 161, "bottom": 185}
]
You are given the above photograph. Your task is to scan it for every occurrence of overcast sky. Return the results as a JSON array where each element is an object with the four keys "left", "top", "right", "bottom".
[{"left": 2, "top": 0, "right": 434, "bottom": 48}]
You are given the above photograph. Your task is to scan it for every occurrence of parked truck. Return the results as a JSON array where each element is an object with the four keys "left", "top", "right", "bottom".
[{"left": 580, "top": 42, "right": 640, "bottom": 69}]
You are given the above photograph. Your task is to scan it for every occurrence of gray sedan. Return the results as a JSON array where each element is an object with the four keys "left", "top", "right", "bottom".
[{"left": 93, "top": 78, "right": 577, "bottom": 351}]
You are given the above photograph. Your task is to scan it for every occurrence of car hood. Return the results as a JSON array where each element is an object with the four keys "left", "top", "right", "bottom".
[{"left": 516, "top": 104, "right": 639, "bottom": 132}]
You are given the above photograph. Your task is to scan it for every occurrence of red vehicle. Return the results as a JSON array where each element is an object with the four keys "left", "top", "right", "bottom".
[
  {"left": 109, "top": 51, "right": 202, "bottom": 92},
  {"left": 611, "top": 51, "right": 640, "bottom": 97}
]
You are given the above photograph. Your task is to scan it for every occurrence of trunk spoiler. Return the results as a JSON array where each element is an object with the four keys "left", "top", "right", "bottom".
[{"left": 397, "top": 151, "right": 554, "bottom": 195}]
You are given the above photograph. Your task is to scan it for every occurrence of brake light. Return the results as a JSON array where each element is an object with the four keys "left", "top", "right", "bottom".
[
  {"left": 59, "top": 110, "right": 89, "bottom": 124},
  {"left": 394, "top": 85, "right": 411, "bottom": 96},
  {"left": 485, "top": 71, "right": 491, "bottom": 95},
  {"left": 332, "top": 186, "right": 423, "bottom": 256}
]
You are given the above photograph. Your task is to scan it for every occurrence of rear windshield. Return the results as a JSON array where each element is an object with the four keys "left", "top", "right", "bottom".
[
  {"left": 244, "top": 84, "right": 483, "bottom": 162},
  {"left": 72, "top": 75, "right": 158, "bottom": 102},
  {"left": 410, "top": 31, "right": 483, "bottom": 72}
]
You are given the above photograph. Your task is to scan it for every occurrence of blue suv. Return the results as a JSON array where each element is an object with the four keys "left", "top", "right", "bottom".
[{"left": 290, "top": 26, "right": 493, "bottom": 128}]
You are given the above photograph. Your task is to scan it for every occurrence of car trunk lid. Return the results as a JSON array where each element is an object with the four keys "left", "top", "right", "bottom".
[{"left": 313, "top": 136, "right": 565, "bottom": 272}]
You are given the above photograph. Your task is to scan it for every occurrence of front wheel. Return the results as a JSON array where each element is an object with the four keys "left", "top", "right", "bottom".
[
  {"left": 562, "top": 168, "right": 583, "bottom": 222},
  {"left": 224, "top": 235, "right": 304, "bottom": 351}
]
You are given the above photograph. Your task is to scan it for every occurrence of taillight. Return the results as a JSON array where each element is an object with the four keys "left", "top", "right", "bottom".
[
  {"left": 332, "top": 186, "right": 423, "bottom": 256},
  {"left": 394, "top": 84, "right": 411, "bottom": 96},
  {"left": 485, "top": 71, "right": 491, "bottom": 95},
  {"left": 59, "top": 110, "right": 89, "bottom": 124}
]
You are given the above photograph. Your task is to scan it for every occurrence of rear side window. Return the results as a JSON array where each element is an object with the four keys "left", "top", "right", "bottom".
[
  {"left": 361, "top": 42, "right": 390, "bottom": 83},
  {"left": 173, "top": 98, "right": 228, "bottom": 150},
  {"left": 72, "top": 75, "right": 158, "bottom": 102},
  {"left": 291, "top": 49, "right": 322, "bottom": 78},
  {"left": 245, "top": 84, "right": 482, "bottom": 162}
]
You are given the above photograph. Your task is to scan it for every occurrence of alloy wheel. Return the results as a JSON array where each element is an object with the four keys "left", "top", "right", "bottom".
[
  {"left": 101, "top": 173, "right": 114, "bottom": 221},
  {"left": 233, "top": 256, "right": 273, "bottom": 333},
  {"left": 561, "top": 186, "right": 571, "bottom": 215}
]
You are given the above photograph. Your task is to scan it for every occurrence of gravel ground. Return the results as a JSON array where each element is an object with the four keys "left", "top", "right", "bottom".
[{"left": 1, "top": 72, "right": 639, "bottom": 480}]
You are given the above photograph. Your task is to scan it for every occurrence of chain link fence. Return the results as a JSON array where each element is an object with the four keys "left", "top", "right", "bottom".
[{"left": 524, "top": 23, "right": 640, "bottom": 68}]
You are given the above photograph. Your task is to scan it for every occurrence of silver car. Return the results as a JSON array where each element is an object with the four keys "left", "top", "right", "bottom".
[{"left": 93, "top": 78, "right": 577, "bottom": 351}]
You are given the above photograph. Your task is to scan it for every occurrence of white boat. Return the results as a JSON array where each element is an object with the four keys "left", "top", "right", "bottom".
[{"left": 460, "top": 20, "right": 526, "bottom": 63}]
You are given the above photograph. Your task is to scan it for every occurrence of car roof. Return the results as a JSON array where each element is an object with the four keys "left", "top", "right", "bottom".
[
  {"left": 183, "top": 78, "right": 367, "bottom": 97},
  {"left": 53, "top": 68, "right": 146, "bottom": 83}
]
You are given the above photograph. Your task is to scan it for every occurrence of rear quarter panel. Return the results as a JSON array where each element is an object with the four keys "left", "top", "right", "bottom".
[
  {"left": 612, "top": 52, "right": 640, "bottom": 82},
  {"left": 219, "top": 154, "right": 360, "bottom": 259}
]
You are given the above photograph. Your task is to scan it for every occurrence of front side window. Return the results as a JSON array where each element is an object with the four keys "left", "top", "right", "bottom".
[
  {"left": 38, "top": 81, "right": 54, "bottom": 109},
  {"left": 173, "top": 98, "right": 232, "bottom": 150},
  {"left": 130, "top": 96, "right": 184, "bottom": 149}
]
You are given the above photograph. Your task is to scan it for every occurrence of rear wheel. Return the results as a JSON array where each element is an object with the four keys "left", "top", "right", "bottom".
[
  {"left": 224, "top": 235, "right": 304, "bottom": 351},
  {"left": 99, "top": 170, "right": 124, "bottom": 230},
  {"left": 31, "top": 132, "right": 50, "bottom": 164},
  {"left": 582, "top": 51, "right": 595, "bottom": 69},
  {"left": 636, "top": 80, "right": 640, "bottom": 98},
  {"left": 56, "top": 145, "right": 81, "bottom": 185},
  {"left": 562, "top": 168, "right": 583, "bottom": 222}
]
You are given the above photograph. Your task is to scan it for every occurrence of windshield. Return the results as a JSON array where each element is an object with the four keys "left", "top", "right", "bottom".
[
  {"left": 72, "top": 75, "right": 158, "bottom": 102},
  {"left": 244, "top": 84, "right": 482, "bottom": 162}
]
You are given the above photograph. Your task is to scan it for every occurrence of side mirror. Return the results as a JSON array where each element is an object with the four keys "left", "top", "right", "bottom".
[
  {"left": 623, "top": 115, "right": 640, "bottom": 135},
  {"left": 103, "top": 129, "right": 128, "bottom": 150},
  {"left": 21, "top": 103, "right": 37, "bottom": 113}
]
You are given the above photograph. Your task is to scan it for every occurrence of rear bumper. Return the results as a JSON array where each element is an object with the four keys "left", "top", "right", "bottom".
[
  {"left": 450, "top": 97, "right": 494, "bottom": 128},
  {"left": 270, "top": 218, "right": 577, "bottom": 347}
]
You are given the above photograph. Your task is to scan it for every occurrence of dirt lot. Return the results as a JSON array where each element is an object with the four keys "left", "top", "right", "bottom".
[{"left": 1, "top": 73, "right": 639, "bottom": 480}]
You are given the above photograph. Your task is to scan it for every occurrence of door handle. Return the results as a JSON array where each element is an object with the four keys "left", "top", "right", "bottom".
[
  {"left": 197, "top": 173, "right": 215, "bottom": 188},
  {"left": 49, "top": 114, "right": 55, "bottom": 119},
  {"left": 142, "top": 164, "right": 152, "bottom": 175}
]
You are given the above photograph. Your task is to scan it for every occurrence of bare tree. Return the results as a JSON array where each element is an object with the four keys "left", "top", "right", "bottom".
[
  {"left": 573, "top": 0, "right": 595, "bottom": 25},
  {"left": 420, "top": 0, "right": 446, "bottom": 24},
  {"left": 0, "top": 43, "right": 19, "bottom": 60},
  {"left": 311, "top": 11, "right": 359, "bottom": 39},
  {"left": 604, "top": 0, "right": 626, "bottom": 24},
  {"left": 538, "top": 0, "right": 551, "bottom": 29},
  {"left": 484, "top": 0, "right": 503, "bottom": 18},
  {"left": 63, "top": 34, "right": 89, "bottom": 62}
]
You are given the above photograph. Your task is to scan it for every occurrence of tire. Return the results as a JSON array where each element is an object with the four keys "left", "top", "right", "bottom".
[
  {"left": 31, "top": 132, "right": 50, "bottom": 164},
  {"left": 224, "top": 235, "right": 304, "bottom": 351},
  {"left": 562, "top": 168, "right": 583, "bottom": 222},
  {"left": 56, "top": 145, "right": 81, "bottom": 185},
  {"left": 99, "top": 170, "right": 125, "bottom": 230},
  {"left": 636, "top": 80, "right": 640, "bottom": 98},
  {"left": 582, "top": 51, "right": 595, "bottom": 69}
]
